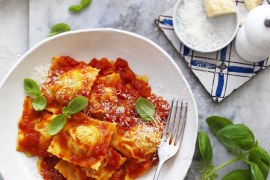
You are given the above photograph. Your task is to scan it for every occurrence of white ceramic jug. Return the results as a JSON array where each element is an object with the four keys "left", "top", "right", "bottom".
[{"left": 235, "top": 5, "right": 270, "bottom": 62}]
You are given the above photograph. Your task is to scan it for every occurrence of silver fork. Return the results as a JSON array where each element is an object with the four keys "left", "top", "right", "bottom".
[{"left": 153, "top": 100, "right": 188, "bottom": 180}]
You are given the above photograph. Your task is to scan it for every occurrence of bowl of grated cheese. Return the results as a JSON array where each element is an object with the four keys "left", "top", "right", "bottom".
[{"left": 173, "top": 0, "right": 239, "bottom": 53}]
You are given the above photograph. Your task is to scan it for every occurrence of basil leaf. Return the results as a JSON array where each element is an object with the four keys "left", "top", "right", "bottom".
[
  {"left": 24, "top": 78, "right": 41, "bottom": 96},
  {"left": 49, "top": 23, "right": 71, "bottom": 37},
  {"left": 48, "top": 114, "right": 67, "bottom": 135},
  {"left": 198, "top": 131, "right": 213, "bottom": 166},
  {"left": 216, "top": 124, "right": 256, "bottom": 151},
  {"left": 206, "top": 116, "right": 233, "bottom": 135},
  {"left": 65, "top": 96, "right": 88, "bottom": 115},
  {"left": 135, "top": 97, "right": 155, "bottom": 121},
  {"left": 69, "top": 0, "right": 91, "bottom": 12},
  {"left": 238, "top": 124, "right": 255, "bottom": 140},
  {"left": 32, "top": 96, "right": 47, "bottom": 111},
  {"left": 69, "top": 4, "right": 83, "bottom": 12},
  {"left": 249, "top": 147, "right": 270, "bottom": 179},
  {"left": 222, "top": 169, "right": 251, "bottom": 180},
  {"left": 81, "top": 0, "right": 92, "bottom": 7},
  {"left": 250, "top": 162, "right": 265, "bottom": 180},
  {"left": 62, "top": 106, "right": 68, "bottom": 115}
]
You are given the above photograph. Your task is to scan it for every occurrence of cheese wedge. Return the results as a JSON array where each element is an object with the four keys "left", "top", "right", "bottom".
[
  {"left": 204, "top": 0, "right": 236, "bottom": 17},
  {"left": 244, "top": 0, "right": 261, "bottom": 10}
]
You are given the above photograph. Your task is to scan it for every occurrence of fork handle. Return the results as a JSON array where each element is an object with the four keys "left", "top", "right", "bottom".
[{"left": 153, "top": 160, "right": 166, "bottom": 180}]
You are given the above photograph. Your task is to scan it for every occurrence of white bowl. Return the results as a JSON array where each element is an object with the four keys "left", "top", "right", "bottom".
[
  {"left": 0, "top": 28, "right": 198, "bottom": 180},
  {"left": 173, "top": 0, "right": 239, "bottom": 53}
]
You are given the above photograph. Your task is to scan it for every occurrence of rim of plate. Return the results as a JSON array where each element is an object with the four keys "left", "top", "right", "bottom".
[
  {"left": 0, "top": 28, "right": 198, "bottom": 179},
  {"left": 172, "top": 0, "right": 239, "bottom": 53}
]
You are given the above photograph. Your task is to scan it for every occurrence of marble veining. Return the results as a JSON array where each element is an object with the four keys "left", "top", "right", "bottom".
[{"left": 0, "top": 0, "right": 270, "bottom": 179}]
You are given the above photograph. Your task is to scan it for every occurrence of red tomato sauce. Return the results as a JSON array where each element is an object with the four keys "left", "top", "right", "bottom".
[
  {"left": 39, "top": 157, "right": 65, "bottom": 180},
  {"left": 17, "top": 57, "right": 170, "bottom": 180}
]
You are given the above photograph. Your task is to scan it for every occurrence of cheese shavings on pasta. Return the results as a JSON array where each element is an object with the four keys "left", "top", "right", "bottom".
[{"left": 17, "top": 56, "right": 170, "bottom": 180}]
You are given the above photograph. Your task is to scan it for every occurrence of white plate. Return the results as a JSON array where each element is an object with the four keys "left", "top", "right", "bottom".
[
  {"left": 173, "top": 0, "right": 239, "bottom": 53},
  {"left": 0, "top": 29, "right": 198, "bottom": 180}
]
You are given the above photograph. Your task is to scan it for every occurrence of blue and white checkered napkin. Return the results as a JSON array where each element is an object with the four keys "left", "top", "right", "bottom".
[{"left": 155, "top": 0, "right": 270, "bottom": 102}]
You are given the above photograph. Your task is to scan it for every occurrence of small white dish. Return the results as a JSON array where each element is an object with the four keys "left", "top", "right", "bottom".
[
  {"left": 0, "top": 29, "right": 198, "bottom": 180},
  {"left": 173, "top": 0, "right": 239, "bottom": 53}
]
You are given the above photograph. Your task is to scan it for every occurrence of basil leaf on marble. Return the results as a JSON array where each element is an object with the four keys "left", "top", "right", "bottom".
[
  {"left": 135, "top": 97, "right": 155, "bottom": 121},
  {"left": 69, "top": 0, "right": 92, "bottom": 12},
  {"left": 198, "top": 131, "right": 213, "bottom": 166},
  {"left": 69, "top": 4, "right": 83, "bottom": 12},
  {"left": 81, "top": 0, "right": 92, "bottom": 7},
  {"left": 206, "top": 116, "right": 233, "bottom": 135},
  {"left": 216, "top": 124, "right": 256, "bottom": 151},
  {"left": 49, "top": 23, "right": 71, "bottom": 36},
  {"left": 222, "top": 169, "right": 251, "bottom": 180},
  {"left": 249, "top": 147, "right": 270, "bottom": 179},
  {"left": 250, "top": 162, "right": 265, "bottom": 180}
]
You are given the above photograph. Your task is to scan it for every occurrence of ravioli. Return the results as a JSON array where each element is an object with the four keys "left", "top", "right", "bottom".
[
  {"left": 17, "top": 97, "right": 54, "bottom": 157},
  {"left": 47, "top": 113, "right": 116, "bottom": 169},
  {"left": 47, "top": 65, "right": 99, "bottom": 104},
  {"left": 88, "top": 73, "right": 121, "bottom": 119},
  {"left": 17, "top": 57, "right": 170, "bottom": 180},
  {"left": 54, "top": 160, "right": 88, "bottom": 180},
  {"left": 111, "top": 124, "right": 162, "bottom": 162},
  {"left": 43, "top": 56, "right": 99, "bottom": 107},
  {"left": 85, "top": 148, "right": 126, "bottom": 180}
]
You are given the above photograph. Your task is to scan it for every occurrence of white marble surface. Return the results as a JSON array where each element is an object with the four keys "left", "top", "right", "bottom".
[
  {"left": 0, "top": 0, "right": 28, "bottom": 83},
  {"left": 1, "top": 0, "right": 270, "bottom": 179}
]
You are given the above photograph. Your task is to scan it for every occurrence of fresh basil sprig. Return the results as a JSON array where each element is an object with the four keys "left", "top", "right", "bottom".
[
  {"left": 198, "top": 132, "right": 213, "bottom": 166},
  {"left": 206, "top": 116, "right": 233, "bottom": 135},
  {"left": 24, "top": 78, "right": 47, "bottom": 111},
  {"left": 222, "top": 169, "right": 251, "bottom": 180},
  {"left": 48, "top": 96, "right": 88, "bottom": 135},
  {"left": 49, "top": 23, "right": 71, "bottom": 36},
  {"left": 135, "top": 97, "right": 155, "bottom": 122},
  {"left": 249, "top": 147, "right": 270, "bottom": 178},
  {"left": 198, "top": 132, "right": 218, "bottom": 180},
  {"left": 69, "top": 0, "right": 92, "bottom": 12},
  {"left": 216, "top": 124, "right": 256, "bottom": 151},
  {"left": 197, "top": 116, "right": 270, "bottom": 180},
  {"left": 250, "top": 162, "right": 265, "bottom": 180}
]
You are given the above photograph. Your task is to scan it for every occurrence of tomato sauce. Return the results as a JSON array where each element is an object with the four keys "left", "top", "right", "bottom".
[
  {"left": 88, "top": 58, "right": 169, "bottom": 127},
  {"left": 17, "top": 57, "right": 170, "bottom": 180},
  {"left": 39, "top": 157, "right": 66, "bottom": 180},
  {"left": 17, "top": 97, "right": 52, "bottom": 157}
]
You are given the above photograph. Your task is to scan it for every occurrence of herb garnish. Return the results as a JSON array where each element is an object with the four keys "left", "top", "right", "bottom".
[
  {"left": 135, "top": 97, "right": 155, "bottom": 122},
  {"left": 48, "top": 96, "right": 88, "bottom": 135},
  {"left": 24, "top": 78, "right": 47, "bottom": 111},
  {"left": 49, "top": 23, "right": 71, "bottom": 36},
  {"left": 69, "top": 0, "right": 92, "bottom": 12},
  {"left": 198, "top": 116, "right": 270, "bottom": 180}
]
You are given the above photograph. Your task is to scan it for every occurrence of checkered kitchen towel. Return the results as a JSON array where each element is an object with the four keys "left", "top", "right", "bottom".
[{"left": 155, "top": 0, "right": 270, "bottom": 102}]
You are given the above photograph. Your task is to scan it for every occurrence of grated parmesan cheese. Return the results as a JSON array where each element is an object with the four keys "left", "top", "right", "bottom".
[
  {"left": 30, "top": 65, "right": 50, "bottom": 86},
  {"left": 175, "top": 0, "right": 233, "bottom": 51}
]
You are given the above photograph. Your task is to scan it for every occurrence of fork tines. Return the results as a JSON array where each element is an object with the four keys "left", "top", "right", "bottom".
[{"left": 162, "top": 100, "right": 188, "bottom": 146}]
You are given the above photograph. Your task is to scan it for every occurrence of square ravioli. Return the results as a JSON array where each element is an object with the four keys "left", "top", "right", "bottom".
[
  {"left": 55, "top": 160, "right": 88, "bottom": 180},
  {"left": 85, "top": 148, "right": 126, "bottom": 180},
  {"left": 55, "top": 148, "right": 126, "bottom": 180},
  {"left": 43, "top": 56, "right": 99, "bottom": 105},
  {"left": 111, "top": 124, "right": 162, "bottom": 162},
  {"left": 47, "top": 113, "right": 116, "bottom": 169},
  {"left": 17, "top": 97, "right": 54, "bottom": 157}
]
